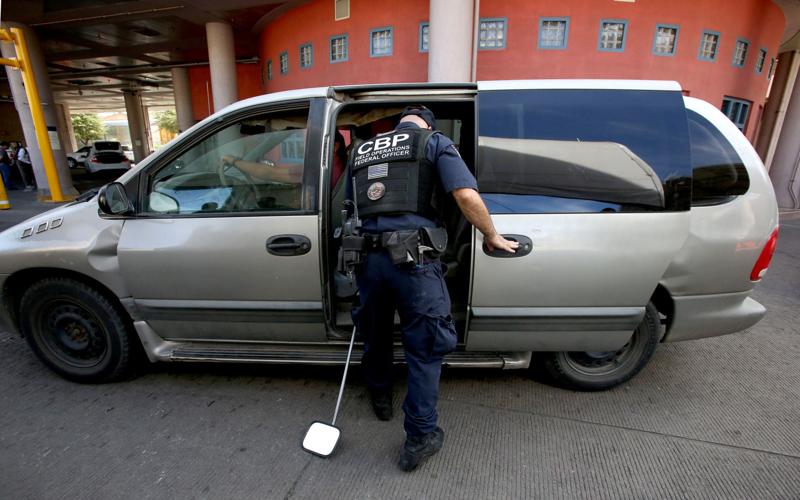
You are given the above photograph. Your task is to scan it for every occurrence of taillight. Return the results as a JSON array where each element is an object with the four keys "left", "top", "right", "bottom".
[
  {"left": 90, "top": 156, "right": 98, "bottom": 162},
  {"left": 750, "top": 227, "right": 779, "bottom": 281}
]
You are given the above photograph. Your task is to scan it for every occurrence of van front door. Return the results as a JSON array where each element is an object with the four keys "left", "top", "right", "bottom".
[
  {"left": 468, "top": 83, "right": 692, "bottom": 352},
  {"left": 117, "top": 100, "right": 326, "bottom": 342}
]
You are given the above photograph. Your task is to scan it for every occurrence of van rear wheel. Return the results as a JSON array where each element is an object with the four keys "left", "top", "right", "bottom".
[{"left": 540, "top": 302, "right": 660, "bottom": 391}]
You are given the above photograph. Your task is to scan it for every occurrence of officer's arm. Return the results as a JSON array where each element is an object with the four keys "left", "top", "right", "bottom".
[{"left": 451, "top": 188, "right": 519, "bottom": 253}]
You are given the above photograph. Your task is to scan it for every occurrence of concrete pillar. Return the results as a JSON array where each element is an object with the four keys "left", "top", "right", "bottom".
[
  {"left": 205, "top": 22, "right": 238, "bottom": 111},
  {"left": 769, "top": 57, "right": 800, "bottom": 209},
  {"left": 428, "top": 0, "right": 476, "bottom": 82},
  {"left": 756, "top": 51, "right": 800, "bottom": 170},
  {"left": 123, "top": 89, "right": 152, "bottom": 163},
  {"left": 171, "top": 67, "right": 195, "bottom": 132},
  {"left": 54, "top": 103, "right": 76, "bottom": 154},
  {"left": 1, "top": 23, "right": 77, "bottom": 199}
]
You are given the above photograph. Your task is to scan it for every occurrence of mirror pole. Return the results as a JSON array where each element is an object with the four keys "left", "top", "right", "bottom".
[{"left": 331, "top": 326, "right": 357, "bottom": 426}]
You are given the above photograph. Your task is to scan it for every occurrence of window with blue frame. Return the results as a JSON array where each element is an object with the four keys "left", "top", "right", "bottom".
[
  {"left": 265, "top": 60, "right": 272, "bottom": 81},
  {"left": 279, "top": 51, "right": 289, "bottom": 75},
  {"left": 653, "top": 25, "right": 678, "bottom": 56},
  {"left": 370, "top": 27, "right": 393, "bottom": 57},
  {"left": 733, "top": 39, "right": 749, "bottom": 67},
  {"left": 330, "top": 34, "right": 348, "bottom": 62},
  {"left": 756, "top": 48, "right": 767, "bottom": 73},
  {"left": 299, "top": 43, "right": 313, "bottom": 69},
  {"left": 280, "top": 132, "right": 306, "bottom": 164},
  {"left": 479, "top": 18, "right": 506, "bottom": 49},
  {"left": 721, "top": 96, "right": 751, "bottom": 132},
  {"left": 539, "top": 18, "right": 568, "bottom": 49},
  {"left": 698, "top": 31, "right": 720, "bottom": 61},
  {"left": 598, "top": 20, "right": 627, "bottom": 52},
  {"left": 420, "top": 23, "right": 430, "bottom": 52}
]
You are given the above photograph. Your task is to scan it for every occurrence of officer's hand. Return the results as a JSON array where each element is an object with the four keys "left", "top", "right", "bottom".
[
  {"left": 485, "top": 233, "right": 520, "bottom": 253},
  {"left": 221, "top": 154, "right": 236, "bottom": 166}
]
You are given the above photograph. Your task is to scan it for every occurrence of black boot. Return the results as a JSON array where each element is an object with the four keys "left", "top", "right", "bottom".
[
  {"left": 398, "top": 427, "right": 444, "bottom": 472},
  {"left": 370, "top": 390, "right": 393, "bottom": 421}
]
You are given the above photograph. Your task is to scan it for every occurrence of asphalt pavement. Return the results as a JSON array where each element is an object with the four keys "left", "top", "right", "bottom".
[{"left": 0, "top": 193, "right": 798, "bottom": 500}]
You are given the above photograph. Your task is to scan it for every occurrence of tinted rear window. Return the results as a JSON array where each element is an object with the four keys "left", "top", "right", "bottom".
[
  {"left": 478, "top": 89, "right": 692, "bottom": 212},
  {"left": 94, "top": 141, "right": 120, "bottom": 151},
  {"left": 687, "top": 110, "right": 749, "bottom": 205}
]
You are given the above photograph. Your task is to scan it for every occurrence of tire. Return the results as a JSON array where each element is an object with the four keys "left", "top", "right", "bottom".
[
  {"left": 67, "top": 158, "right": 77, "bottom": 169},
  {"left": 540, "top": 302, "right": 661, "bottom": 391},
  {"left": 19, "top": 277, "right": 137, "bottom": 383}
]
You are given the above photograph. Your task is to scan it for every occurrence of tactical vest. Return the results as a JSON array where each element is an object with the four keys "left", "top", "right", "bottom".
[{"left": 350, "top": 128, "right": 439, "bottom": 220}]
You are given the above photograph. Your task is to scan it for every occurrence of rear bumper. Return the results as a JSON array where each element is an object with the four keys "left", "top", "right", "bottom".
[{"left": 663, "top": 291, "right": 766, "bottom": 342}]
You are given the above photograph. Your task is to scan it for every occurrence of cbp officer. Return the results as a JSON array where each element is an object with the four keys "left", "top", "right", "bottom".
[{"left": 349, "top": 106, "right": 518, "bottom": 471}]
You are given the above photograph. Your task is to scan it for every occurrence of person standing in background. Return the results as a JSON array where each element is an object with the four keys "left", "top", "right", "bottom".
[
  {"left": 0, "top": 142, "right": 13, "bottom": 190},
  {"left": 15, "top": 142, "right": 35, "bottom": 191}
]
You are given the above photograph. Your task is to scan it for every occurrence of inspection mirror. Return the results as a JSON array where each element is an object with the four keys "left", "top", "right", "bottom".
[{"left": 302, "top": 421, "right": 341, "bottom": 457}]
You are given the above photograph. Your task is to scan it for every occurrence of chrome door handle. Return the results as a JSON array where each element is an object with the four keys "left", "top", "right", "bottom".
[{"left": 266, "top": 235, "right": 312, "bottom": 256}]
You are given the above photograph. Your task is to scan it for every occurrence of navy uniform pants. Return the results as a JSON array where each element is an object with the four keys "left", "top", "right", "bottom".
[{"left": 353, "top": 250, "right": 458, "bottom": 437}]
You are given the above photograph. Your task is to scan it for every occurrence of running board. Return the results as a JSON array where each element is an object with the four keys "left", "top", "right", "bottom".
[{"left": 170, "top": 345, "right": 530, "bottom": 369}]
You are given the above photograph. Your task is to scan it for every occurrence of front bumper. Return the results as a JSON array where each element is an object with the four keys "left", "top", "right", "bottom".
[
  {"left": 663, "top": 291, "right": 766, "bottom": 342},
  {"left": 0, "top": 274, "right": 17, "bottom": 335}
]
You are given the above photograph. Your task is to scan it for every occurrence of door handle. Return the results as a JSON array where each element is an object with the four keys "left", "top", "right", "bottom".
[
  {"left": 482, "top": 234, "right": 533, "bottom": 258},
  {"left": 266, "top": 235, "right": 312, "bottom": 256}
]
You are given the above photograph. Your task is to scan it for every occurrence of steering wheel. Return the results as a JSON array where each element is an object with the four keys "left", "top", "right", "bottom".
[{"left": 217, "top": 157, "right": 262, "bottom": 211}]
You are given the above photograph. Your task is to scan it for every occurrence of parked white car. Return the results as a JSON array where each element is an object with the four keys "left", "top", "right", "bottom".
[
  {"left": 84, "top": 141, "right": 132, "bottom": 174},
  {"left": 65, "top": 145, "right": 91, "bottom": 169}
]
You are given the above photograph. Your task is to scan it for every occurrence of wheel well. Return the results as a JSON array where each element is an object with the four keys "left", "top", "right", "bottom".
[
  {"left": 3, "top": 268, "right": 133, "bottom": 336},
  {"left": 649, "top": 284, "right": 674, "bottom": 341}
]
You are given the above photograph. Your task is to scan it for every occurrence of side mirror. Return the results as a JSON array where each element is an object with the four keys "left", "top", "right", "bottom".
[
  {"left": 97, "top": 182, "right": 133, "bottom": 216},
  {"left": 302, "top": 421, "right": 341, "bottom": 457}
]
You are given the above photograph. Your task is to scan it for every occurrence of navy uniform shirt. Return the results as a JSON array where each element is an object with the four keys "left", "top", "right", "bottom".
[{"left": 349, "top": 122, "right": 478, "bottom": 233}]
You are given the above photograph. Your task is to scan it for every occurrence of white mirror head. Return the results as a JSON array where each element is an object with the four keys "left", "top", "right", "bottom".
[{"left": 302, "top": 422, "right": 341, "bottom": 457}]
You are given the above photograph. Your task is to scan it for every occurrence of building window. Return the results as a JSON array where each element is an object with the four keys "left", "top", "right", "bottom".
[
  {"left": 721, "top": 97, "right": 751, "bottom": 132},
  {"left": 733, "top": 38, "right": 749, "bottom": 67},
  {"left": 768, "top": 57, "right": 777, "bottom": 79},
  {"left": 300, "top": 43, "right": 313, "bottom": 69},
  {"left": 370, "top": 27, "right": 393, "bottom": 57},
  {"left": 598, "top": 20, "right": 627, "bottom": 52},
  {"left": 479, "top": 18, "right": 507, "bottom": 50},
  {"left": 420, "top": 23, "right": 430, "bottom": 53},
  {"left": 334, "top": 0, "right": 349, "bottom": 21},
  {"left": 653, "top": 25, "right": 679, "bottom": 56},
  {"left": 756, "top": 48, "right": 767, "bottom": 73},
  {"left": 267, "top": 60, "right": 273, "bottom": 81},
  {"left": 279, "top": 51, "right": 288, "bottom": 75},
  {"left": 539, "top": 18, "right": 569, "bottom": 50},
  {"left": 330, "top": 34, "right": 348, "bottom": 63},
  {"left": 698, "top": 31, "right": 720, "bottom": 61}
]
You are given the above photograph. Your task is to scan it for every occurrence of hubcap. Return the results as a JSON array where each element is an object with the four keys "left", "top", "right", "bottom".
[
  {"left": 563, "top": 333, "right": 642, "bottom": 377},
  {"left": 39, "top": 301, "right": 108, "bottom": 368}
]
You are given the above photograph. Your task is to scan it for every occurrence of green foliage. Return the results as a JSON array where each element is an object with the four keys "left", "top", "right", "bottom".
[
  {"left": 154, "top": 110, "right": 179, "bottom": 134},
  {"left": 71, "top": 113, "right": 106, "bottom": 145}
]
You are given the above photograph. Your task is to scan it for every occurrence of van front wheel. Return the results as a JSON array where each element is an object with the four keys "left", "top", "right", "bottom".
[{"left": 541, "top": 302, "right": 660, "bottom": 391}]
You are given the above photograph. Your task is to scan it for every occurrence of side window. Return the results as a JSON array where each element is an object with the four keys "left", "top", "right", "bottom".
[
  {"left": 687, "top": 110, "right": 749, "bottom": 205},
  {"left": 145, "top": 108, "right": 309, "bottom": 215},
  {"left": 477, "top": 89, "right": 692, "bottom": 213}
]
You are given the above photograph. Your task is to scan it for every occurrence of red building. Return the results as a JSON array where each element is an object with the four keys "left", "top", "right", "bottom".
[{"left": 187, "top": 0, "right": 785, "bottom": 144}]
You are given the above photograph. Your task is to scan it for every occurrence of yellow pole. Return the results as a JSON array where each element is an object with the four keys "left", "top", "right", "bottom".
[
  {"left": 0, "top": 172, "right": 9, "bottom": 210},
  {"left": 8, "top": 27, "right": 66, "bottom": 202}
]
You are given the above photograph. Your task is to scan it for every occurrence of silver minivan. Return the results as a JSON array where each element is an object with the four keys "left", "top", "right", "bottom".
[{"left": 0, "top": 81, "right": 779, "bottom": 390}]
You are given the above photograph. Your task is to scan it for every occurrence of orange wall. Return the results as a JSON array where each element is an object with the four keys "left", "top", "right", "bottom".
[
  {"left": 259, "top": 0, "right": 429, "bottom": 92},
  {"left": 198, "top": 0, "right": 784, "bottom": 141}
]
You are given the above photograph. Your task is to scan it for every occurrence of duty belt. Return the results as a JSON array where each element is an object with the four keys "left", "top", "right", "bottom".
[{"left": 361, "top": 227, "right": 448, "bottom": 265}]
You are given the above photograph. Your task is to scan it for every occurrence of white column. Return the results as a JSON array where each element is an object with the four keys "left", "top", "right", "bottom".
[
  {"left": 54, "top": 103, "right": 76, "bottom": 154},
  {"left": 428, "top": 0, "right": 475, "bottom": 82},
  {"left": 171, "top": 67, "right": 195, "bottom": 132},
  {"left": 1, "top": 23, "right": 77, "bottom": 198},
  {"left": 123, "top": 89, "right": 152, "bottom": 163},
  {"left": 205, "top": 22, "right": 238, "bottom": 111},
  {"left": 769, "top": 59, "right": 800, "bottom": 209}
]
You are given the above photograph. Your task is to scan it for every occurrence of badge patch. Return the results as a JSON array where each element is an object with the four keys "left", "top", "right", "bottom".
[
  {"left": 368, "top": 163, "right": 389, "bottom": 179},
  {"left": 367, "top": 182, "right": 386, "bottom": 201}
]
